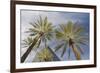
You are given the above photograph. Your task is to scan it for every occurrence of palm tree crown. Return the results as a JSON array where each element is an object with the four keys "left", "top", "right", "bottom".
[
  {"left": 55, "top": 21, "right": 88, "bottom": 60},
  {"left": 21, "top": 16, "right": 54, "bottom": 62},
  {"left": 28, "top": 16, "right": 54, "bottom": 44},
  {"left": 22, "top": 37, "right": 33, "bottom": 48},
  {"left": 36, "top": 48, "right": 53, "bottom": 62}
]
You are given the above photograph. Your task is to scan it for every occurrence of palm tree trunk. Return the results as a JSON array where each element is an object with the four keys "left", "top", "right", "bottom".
[
  {"left": 71, "top": 44, "right": 81, "bottom": 60},
  {"left": 21, "top": 35, "right": 40, "bottom": 62}
]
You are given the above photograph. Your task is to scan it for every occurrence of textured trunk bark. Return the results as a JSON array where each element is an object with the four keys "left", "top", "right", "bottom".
[
  {"left": 71, "top": 44, "right": 81, "bottom": 60},
  {"left": 21, "top": 36, "right": 40, "bottom": 63}
]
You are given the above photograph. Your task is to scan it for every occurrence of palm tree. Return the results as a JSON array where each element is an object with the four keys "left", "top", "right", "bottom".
[
  {"left": 21, "top": 16, "right": 54, "bottom": 62},
  {"left": 32, "top": 46, "right": 61, "bottom": 62},
  {"left": 22, "top": 37, "right": 33, "bottom": 48},
  {"left": 55, "top": 21, "right": 88, "bottom": 60},
  {"left": 36, "top": 48, "right": 53, "bottom": 62}
]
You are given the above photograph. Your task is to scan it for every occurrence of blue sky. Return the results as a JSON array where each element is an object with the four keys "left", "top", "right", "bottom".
[{"left": 20, "top": 10, "right": 90, "bottom": 62}]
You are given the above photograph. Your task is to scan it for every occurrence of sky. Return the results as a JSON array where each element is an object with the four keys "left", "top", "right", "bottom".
[{"left": 20, "top": 9, "right": 90, "bottom": 62}]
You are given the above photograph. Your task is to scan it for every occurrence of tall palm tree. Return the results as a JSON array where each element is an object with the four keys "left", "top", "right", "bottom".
[
  {"left": 21, "top": 16, "right": 54, "bottom": 62},
  {"left": 55, "top": 21, "right": 88, "bottom": 60}
]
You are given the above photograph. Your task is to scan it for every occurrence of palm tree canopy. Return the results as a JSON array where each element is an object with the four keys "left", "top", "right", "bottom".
[
  {"left": 55, "top": 21, "right": 89, "bottom": 59},
  {"left": 22, "top": 37, "right": 33, "bottom": 48},
  {"left": 55, "top": 21, "right": 87, "bottom": 41},
  {"left": 26, "top": 16, "right": 54, "bottom": 42},
  {"left": 36, "top": 48, "right": 53, "bottom": 61}
]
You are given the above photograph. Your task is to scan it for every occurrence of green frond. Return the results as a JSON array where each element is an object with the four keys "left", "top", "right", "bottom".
[
  {"left": 30, "top": 22, "right": 39, "bottom": 28},
  {"left": 37, "top": 48, "right": 53, "bottom": 61},
  {"left": 39, "top": 15, "right": 43, "bottom": 26},
  {"left": 55, "top": 30, "right": 64, "bottom": 39},
  {"left": 43, "top": 16, "right": 48, "bottom": 28},
  {"left": 59, "top": 24, "right": 65, "bottom": 31},
  {"left": 46, "top": 33, "right": 53, "bottom": 41},
  {"left": 55, "top": 43, "right": 64, "bottom": 52},
  {"left": 74, "top": 27, "right": 84, "bottom": 35},
  {"left": 29, "top": 33, "right": 37, "bottom": 36},
  {"left": 74, "top": 35, "right": 89, "bottom": 44},
  {"left": 27, "top": 16, "right": 54, "bottom": 47},
  {"left": 29, "top": 28, "right": 40, "bottom": 33},
  {"left": 66, "top": 21, "right": 73, "bottom": 33},
  {"left": 61, "top": 42, "right": 67, "bottom": 57},
  {"left": 23, "top": 40, "right": 28, "bottom": 44},
  {"left": 22, "top": 37, "right": 33, "bottom": 47},
  {"left": 78, "top": 41, "right": 88, "bottom": 46}
]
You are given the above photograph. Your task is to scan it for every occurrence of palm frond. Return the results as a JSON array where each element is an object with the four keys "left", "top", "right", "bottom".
[
  {"left": 30, "top": 22, "right": 39, "bottom": 28},
  {"left": 29, "top": 33, "right": 37, "bottom": 36},
  {"left": 55, "top": 29, "right": 64, "bottom": 39},
  {"left": 37, "top": 48, "right": 53, "bottom": 61},
  {"left": 22, "top": 37, "right": 33, "bottom": 47},
  {"left": 59, "top": 24, "right": 65, "bottom": 31},
  {"left": 46, "top": 33, "right": 53, "bottom": 41},
  {"left": 43, "top": 16, "right": 48, "bottom": 30},
  {"left": 61, "top": 42, "right": 67, "bottom": 57},
  {"left": 66, "top": 21, "right": 73, "bottom": 33},
  {"left": 73, "top": 26, "right": 84, "bottom": 36},
  {"left": 29, "top": 28, "right": 40, "bottom": 33},
  {"left": 78, "top": 40, "right": 88, "bottom": 46},
  {"left": 55, "top": 43, "right": 64, "bottom": 52}
]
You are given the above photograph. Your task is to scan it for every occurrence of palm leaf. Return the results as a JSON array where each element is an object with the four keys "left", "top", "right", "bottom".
[
  {"left": 78, "top": 41, "right": 88, "bottom": 46},
  {"left": 46, "top": 33, "right": 53, "bottom": 40},
  {"left": 43, "top": 16, "right": 48, "bottom": 30},
  {"left": 74, "top": 27, "right": 84, "bottom": 35},
  {"left": 61, "top": 42, "right": 67, "bottom": 57},
  {"left": 29, "top": 33, "right": 37, "bottom": 36},
  {"left": 22, "top": 37, "right": 33, "bottom": 47},
  {"left": 55, "top": 43, "right": 64, "bottom": 52},
  {"left": 30, "top": 22, "right": 38, "bottom": 28},
  {"left": 37, "top": 48, "right": 53, "bottom": 61},
  {"left": 59, "top": 24, "right": 65, "bottom": 31},
  {"left": 66, "top": 21, "right": 73, "bottom": 33},
  {"left": 55, "top": 30, "right": 64, "bottom": 39},
  {"left": 29, "top": 28, "right": 40, "bottom": 33}
]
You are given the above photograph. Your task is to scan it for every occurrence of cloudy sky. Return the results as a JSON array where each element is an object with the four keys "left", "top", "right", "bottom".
[{"left": 20, "top": 9, "right": 90, "bottom": 62}]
